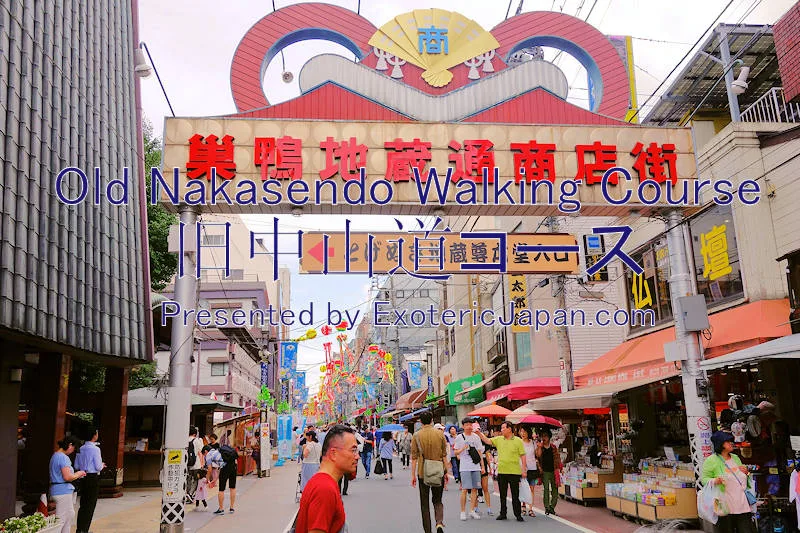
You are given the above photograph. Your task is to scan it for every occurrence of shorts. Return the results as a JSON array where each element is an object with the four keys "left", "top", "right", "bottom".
[
  {"left": 219, "top": 466, "right": 237, "bottom": 491},
  {"left": 526, "top": 469, "right": 541, "bottom": 486},
  {"left": 461, "top": 470, "right": 482, "bottom": 490}
]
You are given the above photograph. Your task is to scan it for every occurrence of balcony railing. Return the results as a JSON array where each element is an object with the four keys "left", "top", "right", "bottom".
[{"left": 741, "top": 87, "right": 800, "bottom": 124}]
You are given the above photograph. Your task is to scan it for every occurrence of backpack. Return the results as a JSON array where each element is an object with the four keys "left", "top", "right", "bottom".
[
  {"left": 187, "top": 438, "right": 197, "bottom": 468},
  {"left": 219, "top": 445, "right": 238, "bottom": 467}
]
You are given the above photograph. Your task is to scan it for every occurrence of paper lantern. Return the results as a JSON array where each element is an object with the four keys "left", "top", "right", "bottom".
[
  {"left": 320, "top": 364, "right": 327, "bottom": 373},
  {"left": 368, "top": 344, "right": 379, "bottom": 354},
  {"left": 384, "top": 353, "right": 393, "bottom": 363},
  {"left": 321, "top": 325, "right": 332, "bottom": 336},
  {"left": 336, "top": 321, "right": 348, "bottom": 332},
  {"left": 305, "top": 329, "right": 317, "bottom": 339}
]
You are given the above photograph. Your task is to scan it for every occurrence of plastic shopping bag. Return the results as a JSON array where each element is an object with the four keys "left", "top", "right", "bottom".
[
  {"left": 519, "top": 480, "right": 533, "bottom": 505},
  {"left": 697, "top": 482, "right": 728, "bottom": 525}
]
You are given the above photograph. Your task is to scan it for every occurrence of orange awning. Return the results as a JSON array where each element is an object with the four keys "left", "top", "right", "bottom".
[
  {"left": 575, "top": 299, "right": 790, "bottom": 387},
  {"left": 395, "top": 388, "right": 428, "bottom": 410}
]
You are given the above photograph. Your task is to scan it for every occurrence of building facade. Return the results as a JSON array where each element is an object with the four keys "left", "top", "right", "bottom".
[{"left": 0, "top": 0, "right": 150, "bottom": 517}]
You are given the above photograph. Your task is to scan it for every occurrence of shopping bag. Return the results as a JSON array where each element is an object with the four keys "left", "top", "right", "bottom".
[
  {"left": 519, "top": 480, "right": 533, "bottom": 505},
  {"left": 697, "top": 482, "right": 727, "bottom": 525},
  {"left": 374, "top": 460, "right": 384, "bottom": 476}
]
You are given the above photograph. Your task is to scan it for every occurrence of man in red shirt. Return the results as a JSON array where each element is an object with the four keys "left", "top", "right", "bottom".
[{"left": 296, "top": 425, "right": 358, "bottom": 533}]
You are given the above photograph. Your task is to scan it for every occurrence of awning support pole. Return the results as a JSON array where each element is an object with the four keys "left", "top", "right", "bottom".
[{"left": 665, "top": 210, "right": 712, "bottom": 485}]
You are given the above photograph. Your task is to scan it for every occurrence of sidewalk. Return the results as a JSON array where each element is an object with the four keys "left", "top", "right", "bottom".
[{"left": 82, "top": 464, "right": 296, "bottom": 532}]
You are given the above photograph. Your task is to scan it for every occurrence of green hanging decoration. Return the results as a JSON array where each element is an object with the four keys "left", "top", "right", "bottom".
[
  {"left": 365, "top": 408, "right": 373, "bottom": 417},
  {"left": 277, "top": 400, "right": 291, "bottom": 414},
  {"left": 257, "top": 386, "right": 274, "bottom": 408}
]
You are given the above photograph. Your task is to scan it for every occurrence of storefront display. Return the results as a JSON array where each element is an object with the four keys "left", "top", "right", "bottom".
[
  {"left": 605, "top": 460, "right": 697, "bottom": 522},
  {"left": 559, "top": 460, "right": 622, "bottom": 504}
]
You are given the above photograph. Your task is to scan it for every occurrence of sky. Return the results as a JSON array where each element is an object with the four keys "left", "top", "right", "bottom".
[{"left": 137, "top": 0, "right": 795, "bottom": 393}]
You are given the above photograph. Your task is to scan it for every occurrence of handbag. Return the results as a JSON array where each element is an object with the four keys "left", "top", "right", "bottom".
[
  {"left": 724, "top": 460, "right": 757, "bottom": 506},
  {"left": 414, "top": 433, "right": 444, "bottom": 487},
  {"left": 374, "top": 458, "right": 384, "bottom": 475},
  {"left": 467, "top": 445, "right": 482, "bottom": 465}
]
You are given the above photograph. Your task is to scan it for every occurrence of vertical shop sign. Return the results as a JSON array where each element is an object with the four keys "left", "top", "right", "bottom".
[
  {"left": 508, "top": 274, "right": 528, "bottom": 333},
  {"left": 408, "top": 361, "right": 422, "bottom": 388},
  {"left": 689, "top": 204, "right": 743, "bottom": 305}
]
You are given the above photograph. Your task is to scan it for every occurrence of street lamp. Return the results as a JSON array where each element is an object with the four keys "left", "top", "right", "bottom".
[{"left": 134, "top": 42, "right": 175, "bottom": 117}]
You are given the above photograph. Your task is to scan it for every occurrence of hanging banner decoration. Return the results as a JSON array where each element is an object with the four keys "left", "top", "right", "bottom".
[
  {"left": 280, "top": 342, "right": 298, "bottom": 378},
  {"left": 277, "top": 414, "right": 293, "bottom": 460},
  {"left": 508, "top": 274, "right": 528, "bottom": 333},
  {"left": 408, "top": 361, "right": 423, "bottom": 389}
]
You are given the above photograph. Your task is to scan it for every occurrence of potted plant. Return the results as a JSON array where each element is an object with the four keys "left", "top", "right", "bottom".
[{"left": 1, "top": 513, "right": 60, "bottom": 533}]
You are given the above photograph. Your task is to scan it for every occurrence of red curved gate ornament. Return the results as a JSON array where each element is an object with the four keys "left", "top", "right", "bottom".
[{"left": 230, "top": 4, "right": 631, "bottom": 120}]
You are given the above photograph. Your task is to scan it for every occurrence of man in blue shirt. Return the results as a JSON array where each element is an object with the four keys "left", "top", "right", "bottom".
[{"left": 74, "top": 427, "right": 105, "bottom": 533}]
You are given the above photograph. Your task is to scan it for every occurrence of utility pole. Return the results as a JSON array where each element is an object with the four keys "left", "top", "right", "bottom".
[
  {"left": 665, "top": 210, "right": 712, "bottom": 481},
  {"left": 160, "top": 207, "right": 199, "bottom": 533},
  {"left": 547, "top": 216, "right": 574, "bottom": 392}
]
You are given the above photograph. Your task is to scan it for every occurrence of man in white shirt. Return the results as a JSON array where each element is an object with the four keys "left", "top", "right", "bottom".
[
  {"left": 453, "top": 418, "right": 485, "bottom": 521},
  {"left": 187, "top": 427, "right": 205, "bottom": 502}
]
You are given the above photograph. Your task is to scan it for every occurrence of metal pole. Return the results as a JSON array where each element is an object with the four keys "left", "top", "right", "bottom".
[
  {"left": 717, "top": 28, "right": 741, "bottom": 122},
  {"left": 547, "top": 217, "right": 574, "bottom": 392},
  {"left": 665, "top": 210, "right": 712, "bottom": 482},
  {"left": 160, "top": 207, "right": 199, "bottom": 533}
]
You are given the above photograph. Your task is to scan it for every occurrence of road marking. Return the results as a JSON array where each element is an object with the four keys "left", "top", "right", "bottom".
[{"left": 492, "top": 491, "right": 595, "bottom": 533}]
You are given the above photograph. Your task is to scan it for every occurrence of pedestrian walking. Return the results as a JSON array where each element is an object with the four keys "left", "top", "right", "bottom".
[
  {"left": 535, "top": 427, "right": 562, "bottom": 516},
  {"left": 378, "top": 431, "right": 396, "bottom": 480},
  {"left": 453, "top": 418, "right": 484, "bottom": 521},
  {"left": 295, "top": 425, "right": 358, "bottom": 533},
  {"left": 186, "top": 426, "right": 205, "bottom": 503},
  {"left": 74, "top": 427, "right": 105, "bottom": 533},
  {"left": 434, "top": 424, "right": 450, "bottom": 491},
  {"left": 411, "top": 411, "right": 450, "bottom": 533},
  {"left": 214, "top": 443, "right": 239, "bottom": 515},
  {"left": 476, "top": 421, "right": 527, "bottom": 522},
  {"left": 518, "top": 426, "right": 539, "bottom": 517},
  {"left": 360, "top": 427, "right": 375, "bottom": 478},
  {"left": 398, "top": 426, "right": 412, "bottom": 469},
  {"left": 446, "top": 426, "right": 461, "bottom": 484},
  {"left": 49, "top": 436, "right": 86, "bottom": 533},
  {"left": 477, "top": 437, "right": 495, "bottom": 516},
  {"left": 300, "top": 430, "right": 322, "bottom": 492},
  {"left": 702, "top": 431, "right": 756, "bottom": 533},
  {"left": 194, "top": 446, "right": 210, "bottom": 510}
]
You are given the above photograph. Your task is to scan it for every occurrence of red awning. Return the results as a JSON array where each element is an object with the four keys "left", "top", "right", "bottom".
[
  {"left": 395, "top": 388, "right": 428, "bottom": 410},
  {"left": 575, "top": 299, "right": 791, "bottom": 387},
  {"left": 486, "top": 377, "right": 561, "bottom": 402}
]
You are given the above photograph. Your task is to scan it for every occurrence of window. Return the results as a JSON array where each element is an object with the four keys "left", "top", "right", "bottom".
[
  {"left": 418, "top": 289, "right": 430, "bottom": 298},
  {"left": 514, "top": 332, "right": 532, "bottom": 369},
  {"left": 202, "top": 234, "right": 225, "bottom": 246},
  {"left": 395, "top": 290, "right": 405, "bottom": 299},
  {"left": 228, "top": 269, "right": 244, "bottom": 280},
  {"left": 626, "top": 239, "right": 672, "bottom": 332},
  {"left": 211, "top": 362, "right": 229, "bottom": 376}
]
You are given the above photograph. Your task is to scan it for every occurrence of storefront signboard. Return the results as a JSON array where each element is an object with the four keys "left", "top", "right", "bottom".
[{"left": 447, "top": 373, "right": 484, "bottom": 405}]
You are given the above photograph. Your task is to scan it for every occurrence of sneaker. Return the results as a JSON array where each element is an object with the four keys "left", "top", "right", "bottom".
[
  {"left": 213, "top": 509, "right": 225, "bottom": 515},
  {"left": 229, "top": 509, "right": 235, "bottom": 514},
  {"left": 486, "top": 508, "right": 494, "bottom": 516},
  {"left": 470, "top": 510, "right": 481, "bottom": 520},
  {"left": 477, "top": 495, "right": 485, "bottom": 503},
  {"left": 460, "top": 512, "right": 467, "bottom": 521}
]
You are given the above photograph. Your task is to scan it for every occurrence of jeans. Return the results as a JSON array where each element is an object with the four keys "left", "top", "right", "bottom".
[
  {"left": 381, "top": 458, "right": 393, "bottom": 474},
  {"left": 717, "top": 513, "right": 755, "bottom": 533},
  {"left": 450, "top": 457, "right": 460, "bottom": 481},
  {"left": 497, "top": 474, "right": 522, "bottom": 518},
  {"left": 542, "top": 471, "right": 558, "bottom": 512},
  {"left": 76, "top": 473, "right": 99, "bottom": 532},
  {"left": 417, "top": 478, "right": 444, "bottom": 533},
  {"left": 361, "top": 451, "right": 372, "bottom": 476}
]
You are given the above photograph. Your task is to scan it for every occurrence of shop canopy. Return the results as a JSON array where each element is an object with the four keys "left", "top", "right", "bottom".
[
  {"left": 574, "top": 299, "right": 791, "bottom": 387},
  {"left": 395, "top": 388, "right": 428, "bottom": 410},
  {"left": 531, "top": 374, "right": 676, "bottom": 412},
  {"left": 399, "top": 407, "right": 430, "bottom": 422},
  {"left": 700, "top": 333, "right": 800, "bottom": 371},
  {"left": 126, "top": 387, "right": 242, "bottom": 412},
  {"left": 486, "top": 377, "right": 561, "bottom": 402}
]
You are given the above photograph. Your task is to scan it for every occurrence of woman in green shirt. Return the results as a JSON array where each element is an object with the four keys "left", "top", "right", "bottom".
[{"left": 701, "top": 431, "right": 755, "bottom": 533}]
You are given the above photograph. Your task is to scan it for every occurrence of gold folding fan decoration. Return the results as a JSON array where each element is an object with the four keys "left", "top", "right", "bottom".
[{"left": 368, "top": 9, "right": 500, "bottom": 87}]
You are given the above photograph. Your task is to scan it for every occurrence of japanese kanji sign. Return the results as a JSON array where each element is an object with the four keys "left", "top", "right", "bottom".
[
  {"left": 508, "top": 274, "right": 528, "bottom": 334},
  {"left": 299, "top": 232, "right": 579, "bottom": 275},
  {"left": 161, "top": 119, "right": 699, "bottom": 216}
]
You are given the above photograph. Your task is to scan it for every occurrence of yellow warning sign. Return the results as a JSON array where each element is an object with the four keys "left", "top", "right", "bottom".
[{"left": 167, "top": 449, "right": 181, "bottom": 465}]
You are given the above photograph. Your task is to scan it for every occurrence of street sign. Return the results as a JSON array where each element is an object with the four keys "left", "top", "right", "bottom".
[
  {"left": 299, "top": 232, "right": 579, "bottom": 274},
  {"left": 163, "top": 449, "right": 185, "bottom": 504}
]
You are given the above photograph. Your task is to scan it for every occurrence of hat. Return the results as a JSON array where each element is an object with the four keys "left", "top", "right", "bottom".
[
  {"left": 434, "top": 423, "right": 445, "bottom": 430},
  {"left": 710, "top": 430, "right": 734, "bottom": 454}
]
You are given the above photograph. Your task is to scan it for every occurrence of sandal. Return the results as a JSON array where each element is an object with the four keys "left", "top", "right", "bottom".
[{"left": 528, "top": 509, "right": 536, "bottom": 517}]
